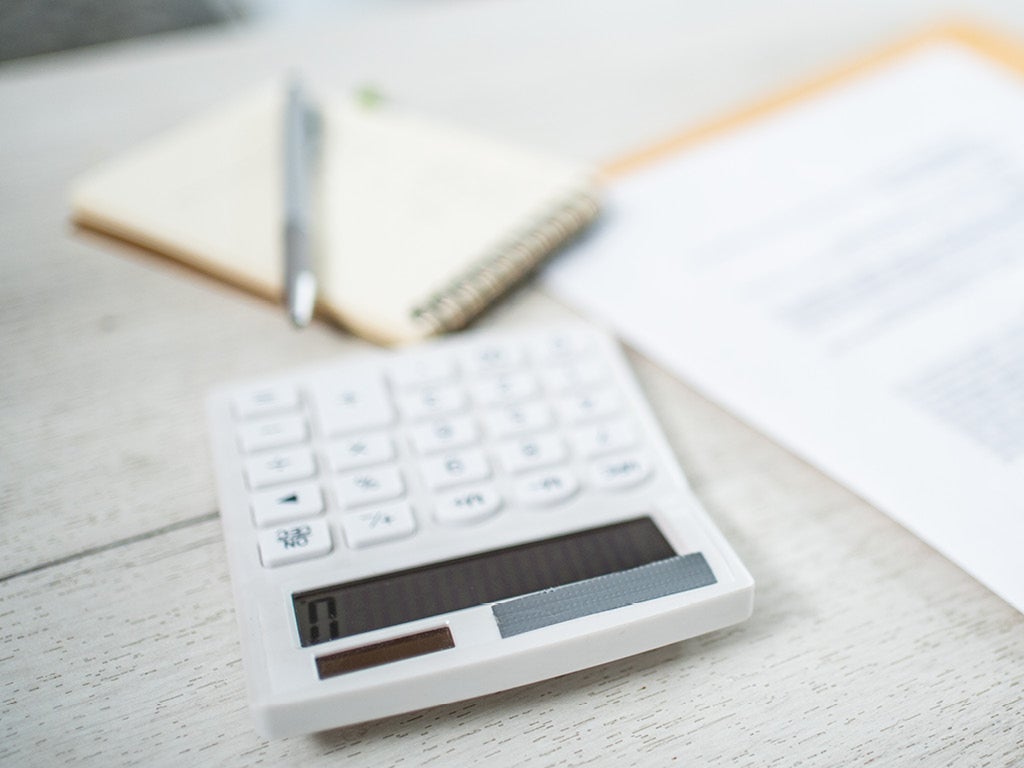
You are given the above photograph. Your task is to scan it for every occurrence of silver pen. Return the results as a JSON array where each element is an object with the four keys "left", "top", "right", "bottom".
[{"left": 283, "top": 78, "right": 317, "bottom": 327}]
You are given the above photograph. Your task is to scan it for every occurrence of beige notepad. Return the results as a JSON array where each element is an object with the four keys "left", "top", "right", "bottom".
[{"left": 70, "top": 83, "right": 599, "bottom": 344}]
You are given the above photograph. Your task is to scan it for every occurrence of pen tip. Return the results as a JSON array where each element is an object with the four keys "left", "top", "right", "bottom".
[{"left": 288, "top": 271, "right": 317, "bottom": 328}]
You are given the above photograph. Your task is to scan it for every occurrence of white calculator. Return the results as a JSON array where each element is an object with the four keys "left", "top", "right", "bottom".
[{"left": 206, "top": 324, "right": 753, "bottom": 738}]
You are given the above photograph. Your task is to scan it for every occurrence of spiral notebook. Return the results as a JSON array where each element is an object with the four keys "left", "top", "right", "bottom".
[{"left": 69, "top": 83, "right": 599, "bottom": 344}]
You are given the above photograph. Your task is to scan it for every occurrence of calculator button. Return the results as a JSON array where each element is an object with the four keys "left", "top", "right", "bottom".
[
  {"left": 236, "top": 415, "right": 308, "bottom": 453},
  {"left": 397, "top": 384, "right": 468, "bottom": 421},
  {"left": 312, "top": 371, "right": 394, "bottom": 436},
  {"left": 244, "top": 447, "right": 316, "bottom": 489},
  {"left": 541, "top": 361, "right": 607, "bottom": 394},
  {"left": 471, "top": 372, "right": 540, "bottom": 405},
  {"left": 258, "top": 519, "right": 332, "bottom": 567},
  {"left": 328, "top": 432, "right": 395, "bottom": 472},
  {"left": 341, "top": 502, "right": 417, "bottom": 548},
  {"left": 420, "top": 449, "right": 491, "bottom": 490},
  {"left": 571, "top": 419, "right": 637, "bottom": 458},
  {"left": 232, "top": 383, "right": 300, "bottom": 420},
  {"left": 557, "top": 389, "right": 620, "bottom": 424},
  {"left": 335, "top": 466, "right": 405, "bottom": 509},
  {"left": 515, "top": 468, "right": 579, "bottom": 507},
  {"left": 497, "top": 433, "right": 567, "bottom": 474},
  {"left": 484, "top": 402, "right": 553, "bottom": 438},
  {"left": 531, "top": 330, "right": 594, "bottom": 364},
  {"left": 409, "top": 416, "right": 478, "bottom": 454},
  {"left": 251, "top": 482, "right": 324, "bottom": 527},
  {"left": 590, "top": 454, "right": 652, "bottom": 490},
  {"left": 462, "top": 343, "right": 525, "bottom": 376},
  {"left": 434, "top": 483, "right": 503, "bottom": 525},
  {"left": 389, "top": 355, "right": 457, "bottom": 389}
]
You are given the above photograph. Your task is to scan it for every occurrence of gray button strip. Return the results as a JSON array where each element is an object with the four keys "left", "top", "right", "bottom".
[{"left": 492, "top": 552, "right": 716, "bottom": 638}]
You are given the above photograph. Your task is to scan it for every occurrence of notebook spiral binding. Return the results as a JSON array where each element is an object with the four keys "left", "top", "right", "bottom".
[{"left": 412, "top": 190, "right": 600, "bottom": 334}]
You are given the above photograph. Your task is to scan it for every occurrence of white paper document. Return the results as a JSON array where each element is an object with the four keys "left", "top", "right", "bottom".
[{"left": 544, "top": 42, "right": 1024, "bottom": 612}]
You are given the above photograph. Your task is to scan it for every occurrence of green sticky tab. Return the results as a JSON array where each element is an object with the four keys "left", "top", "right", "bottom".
[{"left": 354, "top": 85, "right": 386, "bottom": 109}]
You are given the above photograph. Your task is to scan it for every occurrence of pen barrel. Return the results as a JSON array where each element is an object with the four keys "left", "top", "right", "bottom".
[
  {"left": 283, "top": 82, "right": 310, "bottom": 219},
  {"left": 284, "top": 221, "right": 309, "bottom": 298}
]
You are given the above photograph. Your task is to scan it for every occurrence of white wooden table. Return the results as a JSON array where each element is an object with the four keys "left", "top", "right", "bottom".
[{"left": 2, "top": 1, "right": 1023, "bottom": 765}]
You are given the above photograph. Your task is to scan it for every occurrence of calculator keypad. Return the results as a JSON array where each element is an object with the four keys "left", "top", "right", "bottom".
[
  {"left": 244, "top": 447, "right": 316, "bottom": 490},
  {"left": 251, "top": 482, "right": 324, "bottom": 526},
  {"left": 312, "top": 372, "right": 394, "bottom": 436},
  {"left": 341, "top": 502, "right": 417, "bottom": 548},
  {"left": 409, "top": 417, "right": 478, "bottom": 454},
  {"left": 419, "top": 449, "right": 492, "bottom": 490},
  {"left": 496, "top": 433, "right": 567, "bottom": 473},
  {"left": 591, "top": 454, "right": 651, "bottom": 490},
  {"left": 483, "top": 402, "right": 553, "bottom": 437},
  {"left": 327, "top": 432, "right": 395, "bottom": 472},
  {"left": 571, "top": 419, "right": 637, "bottom": 458},
  {"left": 515, "top": 468, "right": 580, "bottom": 507},
  {"left": 334, "top": 466, "right": 405, "bottom": 508},
  {"left": 237, "top": 414, "right": 308, "bottom": 452},
  {"left": 257, "top": 519, "right": 332, "bottom": 567},
  {"left": 230, "top": 330, "right": 655, "bottom": 568},
  {"left": 232, "top": 383, "right": 301, "bottom": 419},
  {"left": 434, "top": 483, "right": 503, "bottom": 526}
]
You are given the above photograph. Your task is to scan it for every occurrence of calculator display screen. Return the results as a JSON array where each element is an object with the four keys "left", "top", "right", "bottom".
[{"left": 293, "top": 517, "right": 676, "bottom": 647}]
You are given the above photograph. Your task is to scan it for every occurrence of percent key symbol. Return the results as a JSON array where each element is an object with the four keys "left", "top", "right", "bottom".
[{"left": 364, "top": 509, "right": 394, "bottom": 529}]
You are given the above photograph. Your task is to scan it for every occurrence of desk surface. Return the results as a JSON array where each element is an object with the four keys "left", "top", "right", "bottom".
[{"left": 2, "top": 1, "right": 1023, "bottom": 765}]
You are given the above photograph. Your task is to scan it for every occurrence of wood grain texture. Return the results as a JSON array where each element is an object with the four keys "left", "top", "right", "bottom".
[
  {"left": 2, "top": 0, "right": 1024, "bottom": 764},
  {"left": 2, "top": 441, "right": 1021, "bottom": 766}
]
